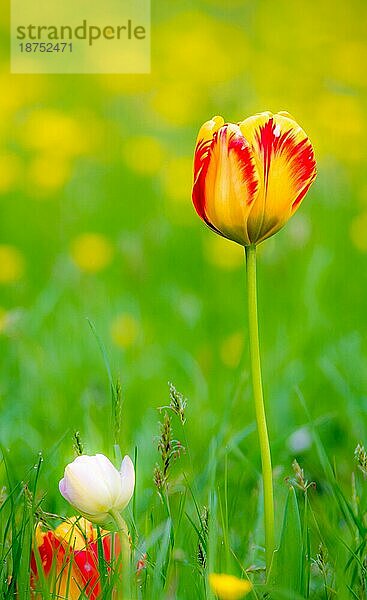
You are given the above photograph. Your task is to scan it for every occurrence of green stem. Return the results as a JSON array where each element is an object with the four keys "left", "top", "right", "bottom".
[
  {"left": 109, "top": 509, "right": 131, "bottom": 598},
  {"left": 245, "top": 244, "right": 275, "bottom": 572}
]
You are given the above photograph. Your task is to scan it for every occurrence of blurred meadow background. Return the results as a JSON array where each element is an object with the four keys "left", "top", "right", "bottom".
[{"left": 1, "top": 0, "right": 367, "bottom": 596}]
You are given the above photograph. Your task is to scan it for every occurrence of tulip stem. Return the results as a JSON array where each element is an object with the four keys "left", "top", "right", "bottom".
[
  {"left": 245, "top": 244, "right": 275, "bottom": 573},
  {"left": 109, "top": 509, "right": 131, "bottom": 598}
]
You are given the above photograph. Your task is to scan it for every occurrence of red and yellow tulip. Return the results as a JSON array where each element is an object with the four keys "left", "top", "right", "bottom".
[
  {"left": 192, "top": 111, "right": 316, "bottom": 245},
  {"left": 31, "top": 517, "right": 121, "bottom": 599}
]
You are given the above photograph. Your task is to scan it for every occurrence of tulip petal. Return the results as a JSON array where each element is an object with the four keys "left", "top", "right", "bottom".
[
  {"left": 74, "top": 544, "right": 100, "bottom": 600},
  {"left": 193, "top": 122, "right": 259, "bottom": 245},
  {"left": 195, "top": 115, "right": 225, "bottom": 146},
  {"left": 239, "top": 112, "right": 316, "bottom": 243},
  {"left": 54, "top": 517, "right": 96, "bottom": 550},
  {"left": 94, "top": 453, "right": 123, "bottom": 504},
  {"left": 60, "top": 456, "right": 116, "bottom": 516},
  {"left": 193, "top": 115, "right": 224, "bottom": 228},
  {"left": 31, "top": 528, "right": 60, "bottom": 577},
  {"left": 114, "top": 455, "right": 135, "bottom": 510}
]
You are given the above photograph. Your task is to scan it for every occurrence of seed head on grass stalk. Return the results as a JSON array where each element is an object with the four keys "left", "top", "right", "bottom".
[
  {"left": 167, "top": 382, "right": 187, "bottom": 425},
  {"left": 285, "top": 459, "right": 316, "bottom": 493},
  {"left": 73, "top": 431, "right": 84, "bottom": 457},
  {"left": 197, "top": 505, "right": 209, "bottom": 570},
  {"left": 154, "top": 411, "right": 184, "bottom": 495},
  {"left": 313, "top": 543, "right": 330, "bottom": 584},
  {"left": 192, "top": 110, "right": 317, "bottom": 572},
  {"left": 354, "top": 443, "right": 367, "bottom": 477}
]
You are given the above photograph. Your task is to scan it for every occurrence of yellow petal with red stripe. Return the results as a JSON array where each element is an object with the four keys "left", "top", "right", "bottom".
[
  {"left": 238, "top": 111, "right": 316, "bottom": 243},
  {"left": 32, "top": 524, "right": 85, "bottom": 600},
  {"left": 193, "top": 121, "right": 259, "bottom": 245},
  {"left": 54, "top": 517, "right": 96, "bottom": 550},
  {"left": 195, "top": 115, "right": 225, "bottom": 146}
]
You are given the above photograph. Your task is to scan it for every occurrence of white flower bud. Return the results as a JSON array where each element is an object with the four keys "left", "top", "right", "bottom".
[{"left": 59, "top": 454, "right": 135, "bottom": 525}]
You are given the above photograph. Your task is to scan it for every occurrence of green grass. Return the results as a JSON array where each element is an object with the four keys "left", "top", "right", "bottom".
[{"left": 2, "top": 375, "right": 367, "bottom": 598}]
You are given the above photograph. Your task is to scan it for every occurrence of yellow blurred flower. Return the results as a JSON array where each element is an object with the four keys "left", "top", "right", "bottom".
[
  {"left": 315, "top": 94, "right": 365, "bottom": 162},
  {"left": 110, "top": 313, "right": 139, "bottom": 349},
  {"left": 21, "top": 109, "right": 90, "bottom": 158},
  {"left": 161, "top": 156, "right": 192, "bottom": 203},
  {"left": 209, "top": 573, "right": 252, "bottom": 600},
  {"left": 156, "top": 13, "right": 247, "bottom": 86},
  {"left": 70, "top": 234, "right": 114, "bottom": 273},
  {"left": 0, "top": 73, "right": 44, "bottom": 116},
  {"left": 350, "top": 212, "right": 367, "bottom": 252},
  {"left": 220, "top": 332, "right": 244, "bottom": 368},
  {"left": 28, "top": 155, "right": 71, "bottom": 194},
  {"left": 0, "top": 153, "right": 21, "bottom": 194},
  {"left": 204, "top": 237, "right": 244, "bottom": 270},
  {"left": 122, "top": 136, "right": 165, "bottom": 176},
  {"left": 0, "top": 245, "right": 25, "bottom": 284},
  {"left": 150, "top": 83, "right": 203, "bottom": 127},
  {"left": 101, "top": 74, "right": 152, "bottom": 95},
  {"left": 248, "top": 53, "right": 309, "bottom": 109},
  {"left": 151, "top": 13, "right": 248, "bottom": 126},
  {"left": 331, "top": 41, "right": 367, "bottom": 89}
]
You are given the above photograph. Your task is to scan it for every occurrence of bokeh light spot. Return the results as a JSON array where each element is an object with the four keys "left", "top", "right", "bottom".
[
  {"left": 28, "top": 155, "right": 72, "bottom": 194},
  {"left": 21, "top": 109, "right": 90, "bottom": 158},
  {"left": 0, "top": 245, "right": 25, "bottom": 284},
  {"left": 220, "top": 332, "right": 244, "bottom": 368},
  {"left": 110, "top": 313, "right": 139, "bottom": 349},
  {"left": 0, "top": 153, "right": 22, "bottom": 194},
  {"left": 70, "top": 233, "right": 114, "bottom": 273},
  {"left": 350, "top": 212, "right": 367, "bottom": 252},
  {"left": 122, "top": 136, "right": 165, "bottom": 176},
  {"left": 161, "top": 156, "right": 192, "bottom": 203}
]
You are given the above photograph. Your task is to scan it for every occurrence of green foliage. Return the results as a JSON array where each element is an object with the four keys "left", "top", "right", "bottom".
[
  {"left": 272, "top": 486, "right": 303, "bottom": 595},
  {"left": 2, "top": 388, "right": 367, "bottom": 598}
]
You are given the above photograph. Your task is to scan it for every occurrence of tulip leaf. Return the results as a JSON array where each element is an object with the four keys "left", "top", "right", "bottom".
[{"left": 271, "top": 485, "right": 303, "bottom": 596}]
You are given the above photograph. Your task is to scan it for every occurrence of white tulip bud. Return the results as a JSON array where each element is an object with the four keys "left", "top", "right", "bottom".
[{"left": 59, "top": 454, "right": 135, "bottom": 525}]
